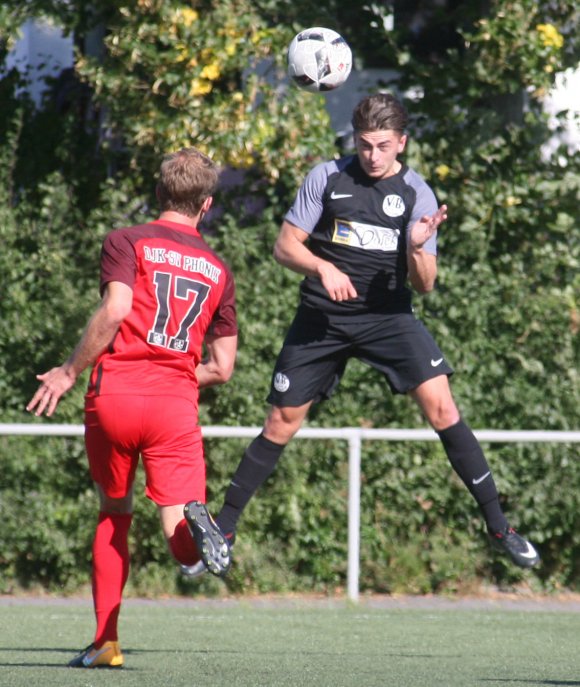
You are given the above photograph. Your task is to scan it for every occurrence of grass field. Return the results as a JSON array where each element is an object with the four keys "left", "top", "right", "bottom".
[{"left": 1, "top": 596, "right": 579, "bottom": 687}]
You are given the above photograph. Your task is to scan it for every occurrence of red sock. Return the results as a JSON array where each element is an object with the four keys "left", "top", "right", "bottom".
[
  {"left": 92, "top": 512, "right": 132, "bottom": 646},
  {"left": 169, "top": 518, "right": 201, "bottom": 566}
]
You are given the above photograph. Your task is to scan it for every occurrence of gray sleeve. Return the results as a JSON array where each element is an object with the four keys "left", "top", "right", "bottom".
[
  {"left": 404, "top": 168, "right": 439, "bottom": 255},
  {"left": 284, "top": 161, "right": 338, "bottom": 234}
]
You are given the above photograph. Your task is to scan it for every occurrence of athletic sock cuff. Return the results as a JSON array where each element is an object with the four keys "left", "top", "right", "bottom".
[
  {"left": 97, "top": 512, "right": 133, "bottom": 525},
  {"left": 437, "top": 419, "right": 479, "bottom": 456},
  {"left": 246, "top": 432, "right": 287, "bottom": 467}
]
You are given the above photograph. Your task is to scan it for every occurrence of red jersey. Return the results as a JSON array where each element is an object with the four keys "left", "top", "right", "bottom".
[{"left": 87, "top": 219, "right": 237, "bottom": 402}]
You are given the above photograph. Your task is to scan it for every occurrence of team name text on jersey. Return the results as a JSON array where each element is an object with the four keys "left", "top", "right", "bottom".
[{"left": 143, "top": 246, "right": 222, "bottom": 283}]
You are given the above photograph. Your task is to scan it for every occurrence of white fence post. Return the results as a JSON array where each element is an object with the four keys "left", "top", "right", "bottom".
[{"left": 346, "top": 430, "right": 361, "bottom": 603}]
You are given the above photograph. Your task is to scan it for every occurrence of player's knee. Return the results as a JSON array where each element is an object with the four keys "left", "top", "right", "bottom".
[
  {"left": 98, "top": 491, "right": 133, "bottom": 514},
  {"left": 430, "top": 404, "right": 460, "bottom": 431},
  {"left": 419, "top": 394, "right": 460, "bottom": 431},
  {"left": 264, "top": 406, "right": 305, "bottom": 443}
]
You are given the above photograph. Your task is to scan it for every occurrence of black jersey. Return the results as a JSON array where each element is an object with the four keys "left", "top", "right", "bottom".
[{"left": 285, "top": 155, "right": 438, "bottom": 320}]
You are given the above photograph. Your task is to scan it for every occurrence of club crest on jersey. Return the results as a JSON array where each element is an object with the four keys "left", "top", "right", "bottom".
[
  {"left": 273, "top": 373, "right": 290, "bottom": 393},
  {"left": 382, "top": 194, "right": 405, "bottom": 217}
]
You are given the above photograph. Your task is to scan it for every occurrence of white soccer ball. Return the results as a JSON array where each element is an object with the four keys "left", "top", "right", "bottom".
[{"left": 287, "top": 27, "right": 352, "bottom": 93}]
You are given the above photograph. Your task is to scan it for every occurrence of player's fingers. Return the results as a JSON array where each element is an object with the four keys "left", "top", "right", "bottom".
[
  {"left": 29, "top": 376, "right": 56, "bottom": 409},
  {"left": 32, "top": 394, "right": 49, "bottom": 417},
  {"left": 337, "top": 282, "right": 357, "bottom": 301},
  {"left": 340, "top": 274, "right": 357, "bottom": 299},
  {"left": 323, "top": 272, "right": 357, "bottom": 301},
  {"left": 26, "top": 389, "right": 44, "bottom": 413},
  {"left": 28, "top": 383, "right": 60, "bottom": 416},
  {"left": 46, "top": 395, "right": 59, "bottom": 417}
]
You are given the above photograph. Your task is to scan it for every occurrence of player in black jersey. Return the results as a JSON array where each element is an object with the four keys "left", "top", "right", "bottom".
[{"left": 206, "top": 93, "right": 539, "bottom": 572}]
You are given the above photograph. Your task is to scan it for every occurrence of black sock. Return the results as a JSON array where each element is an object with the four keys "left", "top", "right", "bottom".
[
  {"left": 216, "top": 433, "right": 286, "bottom": 536},
  {"left": 437, "top": 419, "right": 508, "bottom": 534}
]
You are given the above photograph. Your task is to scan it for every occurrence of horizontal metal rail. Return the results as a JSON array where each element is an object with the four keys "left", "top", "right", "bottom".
[
  {"left": 2, "top": 423, "right": 579, "bottom": 442},
  {"left": 2, "top": 423, "right": 579, "bottom": 600}
]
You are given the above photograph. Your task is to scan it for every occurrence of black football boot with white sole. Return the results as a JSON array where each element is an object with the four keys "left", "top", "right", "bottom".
[
  {"left": 183, "top": 501, "right": 232, "bottom": 577},
  {"left": 490, "top": 526, "right": 540, "bottom": 568}
]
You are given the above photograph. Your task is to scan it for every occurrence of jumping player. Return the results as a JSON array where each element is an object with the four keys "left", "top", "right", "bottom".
[
  {"left": 27, "top": 147, "right": 237, "bottom": 668},
  {"left": 200, "top": 92, "right": 539, "bottom": 576}
]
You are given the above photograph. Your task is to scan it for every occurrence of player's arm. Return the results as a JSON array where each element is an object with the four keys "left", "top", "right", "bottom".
[
  {"left": 407, "top": 204, "right": 447, "bottom": 294},
  {"left": 196, "top": 334, "right": 238, "bottom": 388},
  {"left": 26, "top": 281, "right": 133, "bottom": 417},
  {"left": 273, "top": 220, "right": 357, "bottom": 302}
]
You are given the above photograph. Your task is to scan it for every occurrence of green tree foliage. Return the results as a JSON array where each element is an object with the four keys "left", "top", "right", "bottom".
[{"left": 0, "top": 0, "right": 578, "bottom": 595}]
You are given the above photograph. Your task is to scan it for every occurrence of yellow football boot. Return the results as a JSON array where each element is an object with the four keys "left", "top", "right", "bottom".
[{"left": 68, "top": 640, "right": 124, "bottom": 668}]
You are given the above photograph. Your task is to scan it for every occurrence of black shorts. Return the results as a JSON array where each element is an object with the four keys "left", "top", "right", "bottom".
[{"left": 267, "top": 306, "right": 454, "bottom": 407}]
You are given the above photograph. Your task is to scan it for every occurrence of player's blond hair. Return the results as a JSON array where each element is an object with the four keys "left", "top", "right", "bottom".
[
  {"left": 351, "top": 93, "right": 408, "bottom": 135},
  {"left": 157, "top": 147, "right": 219, "bottom": 217}
]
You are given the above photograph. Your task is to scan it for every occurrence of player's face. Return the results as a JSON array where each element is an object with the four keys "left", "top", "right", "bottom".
[{"left": 355, "top": 130, "right": 407, "bottom": 179}]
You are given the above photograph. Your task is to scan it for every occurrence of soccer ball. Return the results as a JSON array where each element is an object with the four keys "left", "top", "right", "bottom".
[{"left": 287, "top": 27, "right": 352, "bottom": 93}]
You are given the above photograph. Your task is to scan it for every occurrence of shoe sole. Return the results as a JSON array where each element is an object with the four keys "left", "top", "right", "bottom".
[
  {"left": 184, "top": 501, "right": 231, "bottom": 577},
  {"left": 69, "top": 662, "right": 123, "bottom": 669},
  {"left": 68, "top": 654, "right": 124, "bottom": 669}
]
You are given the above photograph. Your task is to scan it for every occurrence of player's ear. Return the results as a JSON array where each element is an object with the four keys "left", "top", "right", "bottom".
[
  {"left": 398, "top": 134, "right": 408, "bottom": 153},
  {"left": 201, "top": 196, "right": 213, "bottom": 213}
]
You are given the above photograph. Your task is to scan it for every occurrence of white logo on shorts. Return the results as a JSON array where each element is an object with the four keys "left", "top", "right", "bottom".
[
  {"left": 273, "top": 373, "right": 290, "bottom": 393},
  {"left": 382, "top": 194, "right": 405, "bottom": 217}
]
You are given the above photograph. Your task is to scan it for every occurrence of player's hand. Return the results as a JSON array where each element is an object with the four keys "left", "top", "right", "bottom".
[
  {"left": 317, "top": 262, "right": 358, "bottom": 302},
  {"left": 26, "top": 366, "right": 77, "bottom": 417},
  {"left": 409, "top": 204, "right": 448, "bottom": 249}
]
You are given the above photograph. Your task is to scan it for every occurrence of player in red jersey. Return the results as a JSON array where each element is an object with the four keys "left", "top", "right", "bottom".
[{"left": 27, "top": 147, "right": 237, "bottom": 669}]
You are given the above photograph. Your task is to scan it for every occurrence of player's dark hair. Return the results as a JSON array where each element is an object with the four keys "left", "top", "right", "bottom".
[
  {"left": 157, "top": 147, "right": 219, "bottom": 217},
  {"left": 351, "top": 93, "right": 408, "bottom": 134}
]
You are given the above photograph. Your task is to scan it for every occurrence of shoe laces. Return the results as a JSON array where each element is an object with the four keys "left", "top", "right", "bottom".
[
  {"left": 495, "top": 527, "right": 528, "bottom": 552},
  {"left": 78, "top": 643, "right": 95, "bottom": 655}
]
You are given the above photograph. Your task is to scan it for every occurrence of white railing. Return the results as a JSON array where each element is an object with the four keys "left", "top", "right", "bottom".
[{"left": 2, "top": 423, "right": 580, "bottom": 601}]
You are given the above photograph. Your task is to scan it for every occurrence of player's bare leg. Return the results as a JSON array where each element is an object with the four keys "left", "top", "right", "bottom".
[
  {"left": 408, "top": 374, "right": 459, "bottom": 431},
  {"left": 263, "top": 402, "right": 312, "bottom": 444}
]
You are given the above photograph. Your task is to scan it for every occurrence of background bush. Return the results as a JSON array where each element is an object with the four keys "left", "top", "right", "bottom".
[{"left": 0, "top": 0, "right": 578, "bottom": 596}]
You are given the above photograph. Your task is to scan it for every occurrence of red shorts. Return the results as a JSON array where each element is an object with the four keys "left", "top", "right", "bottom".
[{"left": 84, "top": 394, "right": 205, "bottom": 506}]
